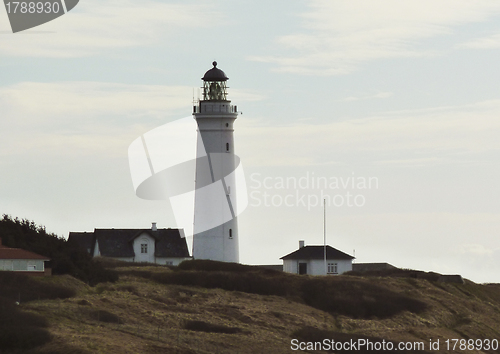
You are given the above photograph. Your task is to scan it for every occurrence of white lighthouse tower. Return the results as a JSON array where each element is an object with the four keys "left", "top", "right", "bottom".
[{"left": 192, "top": 61, "right": 239, "bottom": 263}]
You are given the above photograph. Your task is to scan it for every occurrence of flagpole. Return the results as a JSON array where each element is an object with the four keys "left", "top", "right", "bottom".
[{"left": 324, "top": 198, "right": 327, "bottom": 275}]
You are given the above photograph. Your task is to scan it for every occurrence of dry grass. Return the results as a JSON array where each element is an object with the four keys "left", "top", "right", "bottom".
[
  {"left": 18, "top": 273, "right": 334, "bottom": 354},
  {"left": 149, "top": 262, "right": 428, "bottom": 319},
  {"left": 2, "top": 261, "right": 500, "bottom": 354}
]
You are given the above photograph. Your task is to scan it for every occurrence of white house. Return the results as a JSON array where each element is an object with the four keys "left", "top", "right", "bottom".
[
  {"left": 280, "top": 241, "right": 354, "bottom": 276},
  {"left": 0, "top": 238, "right": 50, "bottom": 276},
  {"left": 69, "top": 223, "right": 191, "bottom": 266}
]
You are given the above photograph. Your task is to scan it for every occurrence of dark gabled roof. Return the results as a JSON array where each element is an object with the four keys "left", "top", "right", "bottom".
[
  {"left": 94, "top": 229, "right": 135, "bottom": 257},
  {"left": 153, "top": 229, "right": 190, "bottom": 258},
  {"left": 280, "top": 245, "right": 354, "bottom": 260},
  {"left": 93, "top": 228, "right": 190, "bottom": 258},
  {"left": 68, "top": 232, "right": 95, "bottom": 253}
]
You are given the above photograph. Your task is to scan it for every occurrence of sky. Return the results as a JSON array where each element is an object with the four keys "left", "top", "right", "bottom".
[{"left": 1, "top": 0, "right": 499, "bottom": 283}]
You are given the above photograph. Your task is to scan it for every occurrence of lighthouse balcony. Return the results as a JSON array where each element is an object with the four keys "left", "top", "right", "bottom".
[{"left": 193, "top": 103, "right": 237, "bottom": 114}]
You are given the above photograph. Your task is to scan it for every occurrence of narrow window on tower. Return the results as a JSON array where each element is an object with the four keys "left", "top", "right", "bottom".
[
  {"left": 229, "top": 229, "right": 233, "bottom": 239},
  {"left": 226, "top": 143, "right": 230, "bottom": 152}
]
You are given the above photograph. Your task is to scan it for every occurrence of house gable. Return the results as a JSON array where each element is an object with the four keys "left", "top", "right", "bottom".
[{"left": 133, "top": 232, "right": 155, "bottom": 263}]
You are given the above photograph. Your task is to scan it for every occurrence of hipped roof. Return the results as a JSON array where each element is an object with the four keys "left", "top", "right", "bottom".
[{"left": 280, "top": 245, "right": 354, "bottom": 261}]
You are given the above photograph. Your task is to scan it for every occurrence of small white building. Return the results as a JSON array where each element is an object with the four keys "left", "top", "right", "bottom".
[
  {"left": 69, "top": 223, "right": 191, "bottom": 266},
  {"left": 0, "top": 238, "right": 50, "bottom": 276},
  {"left": 280, "top": 241, "right": 354, "bottom": 276}
]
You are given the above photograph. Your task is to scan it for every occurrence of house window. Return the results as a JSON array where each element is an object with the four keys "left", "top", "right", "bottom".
[
  {"left": 165, "top": 261, "right": 173, "bottom": 266},
  {"left": 327, "top": 263, "right": 338, "bottom": 274},
  {"left": 229, "top": 229, "right": 233, "bottom": 239},
  {"left": 141, "top": 243, "right": 148, "bottom": 254},
  {"left": 226, "top": 143, "right": 230, "bottom": 152}
]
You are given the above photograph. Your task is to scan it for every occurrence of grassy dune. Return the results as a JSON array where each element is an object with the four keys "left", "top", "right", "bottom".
[{"left": 1, "top": 260, "right": 500, "bottom": 354}]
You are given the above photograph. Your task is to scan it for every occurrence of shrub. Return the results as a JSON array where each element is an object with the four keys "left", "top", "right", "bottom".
[
  {"left": 184, "top": 320, "right": 242, "bottom": 334},
  {"left": 346, "top": 268, "right": 441, "bottom": 282},
  {"left": 177, "top": 259, "right": 280, "bottom": 275},
  {"left": 0, "top": 297, "right": 52, "bottom": 351},
  {"left": 151, "top": 271, "right": 295, "bottom": 297},
  {"left": 300, "top": 277, "right": 428, "bottom": 319},
  {"left": 86, "top": 261, "right": 119, "bottom": 286},
  {"left": 116, "top": 284, "right": 138, "bottom": 294},
  {"left": 92, "top": 257, "right": 163, "bottom": 269},
  {"left": 0, "top": 271, "right": 76, "bottom": 303},
  {"left": 91, "top": 309, "right": 123, "bottom": 324}
]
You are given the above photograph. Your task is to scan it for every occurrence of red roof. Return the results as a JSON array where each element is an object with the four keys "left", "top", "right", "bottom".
[{"left": 0, "top": 246, "right": 50, "bottom": 260}]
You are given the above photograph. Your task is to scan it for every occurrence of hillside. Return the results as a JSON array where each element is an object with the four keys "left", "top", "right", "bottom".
[{"left": 1, "top": 260, "right": 500, "bottom": 354}]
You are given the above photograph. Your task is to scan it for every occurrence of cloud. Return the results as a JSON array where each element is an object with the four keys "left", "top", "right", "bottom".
[
  {"left": 341, "top": 91, "right": 393, "bottom": 102},
  {"left": 458, "top": 33, "right": 500, "bottom": 49},
  {"left": 456, "top": 243, "right": 497, "bottom": 256},
  {"left": 229, "top": 89, "right": 266, "bottom": 102},
  {"left": 238, "top": 99, "right": 500, "bottom": 167},
  {"left": 0, "top": 81, "right": 193, "bottom": 158},
  {"left": 3, "top": 82, "right": 499, "bottom": 166},
  {"left": 0, "top": 81, "right": 268, "bottom": 158},
  {"left": 250, "top": 0, "right": 500, "bottom": 75},
  {"left": 0, "top": 81, "right": 191, "bottom": 124},
  {"left": 0, "top": 0, "right": 221, "bottom": 57}
]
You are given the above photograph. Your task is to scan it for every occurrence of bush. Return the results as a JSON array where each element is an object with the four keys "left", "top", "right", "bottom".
[
  {"left": 90, "top": 309, "right": 123, "bottom": 324},
  {"left": 300, "top": 277, "right": 428, "bottom": 319},
  {"left": 184, "top": 320, "right": 242, "bottom": 334},
  {"left": 152, "top": 270, "right": 295, "bottom": 297},
  {"left": 86, "top": 262, "right": 119, "bottom": 286},
  {"left": 92, "top": 257, "right": 163, "bottom": 269},
  {"left": 346, "top": 268, "right": 441, "bottom": 282},
  {"left": 0, "top": 271, "right": 76, "bottom": 303},
  {"left": 0, "top": 297, "right": 52, "bottom": 351},
  {"left": 177, "top": 259, "right": 281, "bottom": 275}
]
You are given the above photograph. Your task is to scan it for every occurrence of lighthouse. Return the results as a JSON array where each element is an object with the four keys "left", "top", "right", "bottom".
[{"left": 192, "top": 61, "right": 240, "bottom": 262}]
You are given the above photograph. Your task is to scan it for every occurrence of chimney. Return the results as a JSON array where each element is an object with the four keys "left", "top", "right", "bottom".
[
  {"left": 151, "top": 222, "right": 157, "bottom": 231},
  {"left": 299, "top": 240, "right": 305, "bottom": 248}
]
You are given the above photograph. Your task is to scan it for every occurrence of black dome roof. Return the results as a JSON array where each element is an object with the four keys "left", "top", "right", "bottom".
[{"left": 202, "top": 61, "right": 228, "bottom": 81}]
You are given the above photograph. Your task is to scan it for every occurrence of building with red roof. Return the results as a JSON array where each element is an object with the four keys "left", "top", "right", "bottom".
[{"left": 0, "top": 237, "right": 50, "bottom": 276}]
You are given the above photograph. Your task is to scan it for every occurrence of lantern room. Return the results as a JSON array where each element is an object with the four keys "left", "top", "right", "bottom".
[{"left": 202, "top": 61, "right": 228, "bottom": 101}]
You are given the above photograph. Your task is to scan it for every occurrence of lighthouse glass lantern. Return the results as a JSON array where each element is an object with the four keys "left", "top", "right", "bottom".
[{"left": 202, "top": 61, "right": 228, "bottom": 101}]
